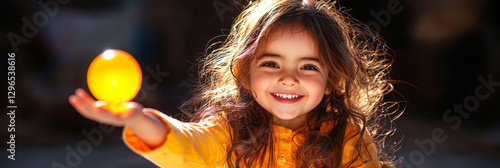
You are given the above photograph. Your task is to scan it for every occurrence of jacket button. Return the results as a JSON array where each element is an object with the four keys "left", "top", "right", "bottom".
[{"left": 277, "top": 156, "right": 286, "bottom": 166}]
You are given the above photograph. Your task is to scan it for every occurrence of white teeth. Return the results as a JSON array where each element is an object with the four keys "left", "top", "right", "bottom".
[{"left": 273, "top": 93, "right": 300, "bottom": 99}]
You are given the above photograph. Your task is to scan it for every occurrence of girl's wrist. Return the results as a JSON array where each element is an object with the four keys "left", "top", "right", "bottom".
[{"left": 126, "top": 108, "right": 146, "bottom": 127}]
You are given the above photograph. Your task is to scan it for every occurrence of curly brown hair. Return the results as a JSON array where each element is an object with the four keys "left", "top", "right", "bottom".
[{"left": 181, "top": 0, "right": 401, "bottom": 167}]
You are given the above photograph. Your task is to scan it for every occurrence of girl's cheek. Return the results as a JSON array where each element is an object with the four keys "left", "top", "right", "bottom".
[
  {"left": 250, "top": 70, "right": 273, "bottom": 93},
  {"left": 253, "top": 71, "right": 273, "bottom": 85},
  {"left": 304, "top": 76, "right": 328, "bottom": 92},
  {"left": 303, "top": 73, "right": 326, "bottom": 83}
]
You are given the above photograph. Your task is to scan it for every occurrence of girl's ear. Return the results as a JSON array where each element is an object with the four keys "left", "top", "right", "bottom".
[
  {"left": 234, "top": 59, "right": 252, "bottom": 90},
  {"left": 233, "top": 64, "right": 240, "bottom": 80}
]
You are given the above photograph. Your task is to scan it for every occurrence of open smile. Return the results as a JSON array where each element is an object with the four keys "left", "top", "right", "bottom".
[{"left": 271, "top": 93, "right": 304, "bottom": 104}]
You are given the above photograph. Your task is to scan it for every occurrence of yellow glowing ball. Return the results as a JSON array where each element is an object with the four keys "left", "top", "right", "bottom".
[{"left": 87, "top": 49, "right": 142, "bottom": 113}]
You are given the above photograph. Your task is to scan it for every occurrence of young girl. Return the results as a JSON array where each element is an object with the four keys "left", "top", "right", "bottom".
[{"left": 69, "top": 0, "right": 399, "bottom": 167}]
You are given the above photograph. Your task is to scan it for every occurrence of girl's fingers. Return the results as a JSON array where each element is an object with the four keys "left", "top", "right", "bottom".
[
  {"left": 71, "top": 94, "right": 111, "bottom": 123},
  {"left": 76, "top": 96, "right": 97, "bottom": 116},
  {"left": 75, "top": 88, "right": 96, "bottom": 106},
  {"left": 70, "top": 89, "right": 142, "bottom": 126},
  {"left": 69, "top": 95, "right": 99, "bottom": 121},
  {"left": 94, "top": 100, "right": 107, "bottom": 108}
]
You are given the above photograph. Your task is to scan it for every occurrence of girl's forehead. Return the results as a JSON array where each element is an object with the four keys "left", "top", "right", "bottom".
[{"left": 256, "top": 23, "right": 319, "bottom": 55}]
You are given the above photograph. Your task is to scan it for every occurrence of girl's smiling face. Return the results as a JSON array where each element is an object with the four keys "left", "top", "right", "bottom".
[{"left": 249, "top": 24, "right": 328, "bottom": 130}]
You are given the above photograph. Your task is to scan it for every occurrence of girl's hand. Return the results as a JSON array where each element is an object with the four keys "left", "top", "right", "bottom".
[{"left": 69, "top": 88, "right": 144, "bottom": 127}]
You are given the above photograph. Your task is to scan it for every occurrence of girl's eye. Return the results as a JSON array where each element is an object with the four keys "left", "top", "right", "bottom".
[
  {"left": 260, "top": 61, "right": 279, "bottom": 68},
  {"left": 301, "top": 64, "right": 318, "bottom": 71}
]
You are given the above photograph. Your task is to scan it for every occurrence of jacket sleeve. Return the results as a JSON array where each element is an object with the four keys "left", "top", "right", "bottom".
[
  {"left": 341, "top": 122, "right": 381, "bottom": 168},
  {"left": 122, "top": 108, "right": 231, "bottom": 168}
]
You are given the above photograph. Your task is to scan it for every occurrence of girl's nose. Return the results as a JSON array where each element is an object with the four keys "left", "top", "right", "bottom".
[{"left": 279, "top": 70, "right": 299, "bottom": 87}]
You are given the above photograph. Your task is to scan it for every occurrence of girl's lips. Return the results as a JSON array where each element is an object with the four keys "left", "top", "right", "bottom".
[{"left": 270, "top": 93, "right": 304, "bottom": 104}]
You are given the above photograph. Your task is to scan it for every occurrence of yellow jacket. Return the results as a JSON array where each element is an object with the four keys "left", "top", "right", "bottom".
[{"left": 123, "top": 109, "right": 381, "bottom": 168}]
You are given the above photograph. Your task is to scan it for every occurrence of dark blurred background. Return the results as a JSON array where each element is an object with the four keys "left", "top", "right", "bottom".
[{"left": 1, "top": 0, "right": 499, "bottom": 167}]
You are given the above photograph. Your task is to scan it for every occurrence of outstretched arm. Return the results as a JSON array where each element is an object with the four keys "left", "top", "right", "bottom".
[{"left": 69, "top": 88, "right": 168, "bottom": 148}]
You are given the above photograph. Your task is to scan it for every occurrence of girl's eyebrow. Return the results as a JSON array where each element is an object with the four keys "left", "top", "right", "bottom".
[
  {"left": 257, "top": 53, "right": 320, "bottom": 62},
  {"left": 256, "top": 53, "right": 282, "bottom": 61}
]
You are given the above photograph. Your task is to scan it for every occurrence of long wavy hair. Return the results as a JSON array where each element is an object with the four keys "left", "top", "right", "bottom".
[{"left": 181, "top": 0, "right": 401, "bottom": 167}]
